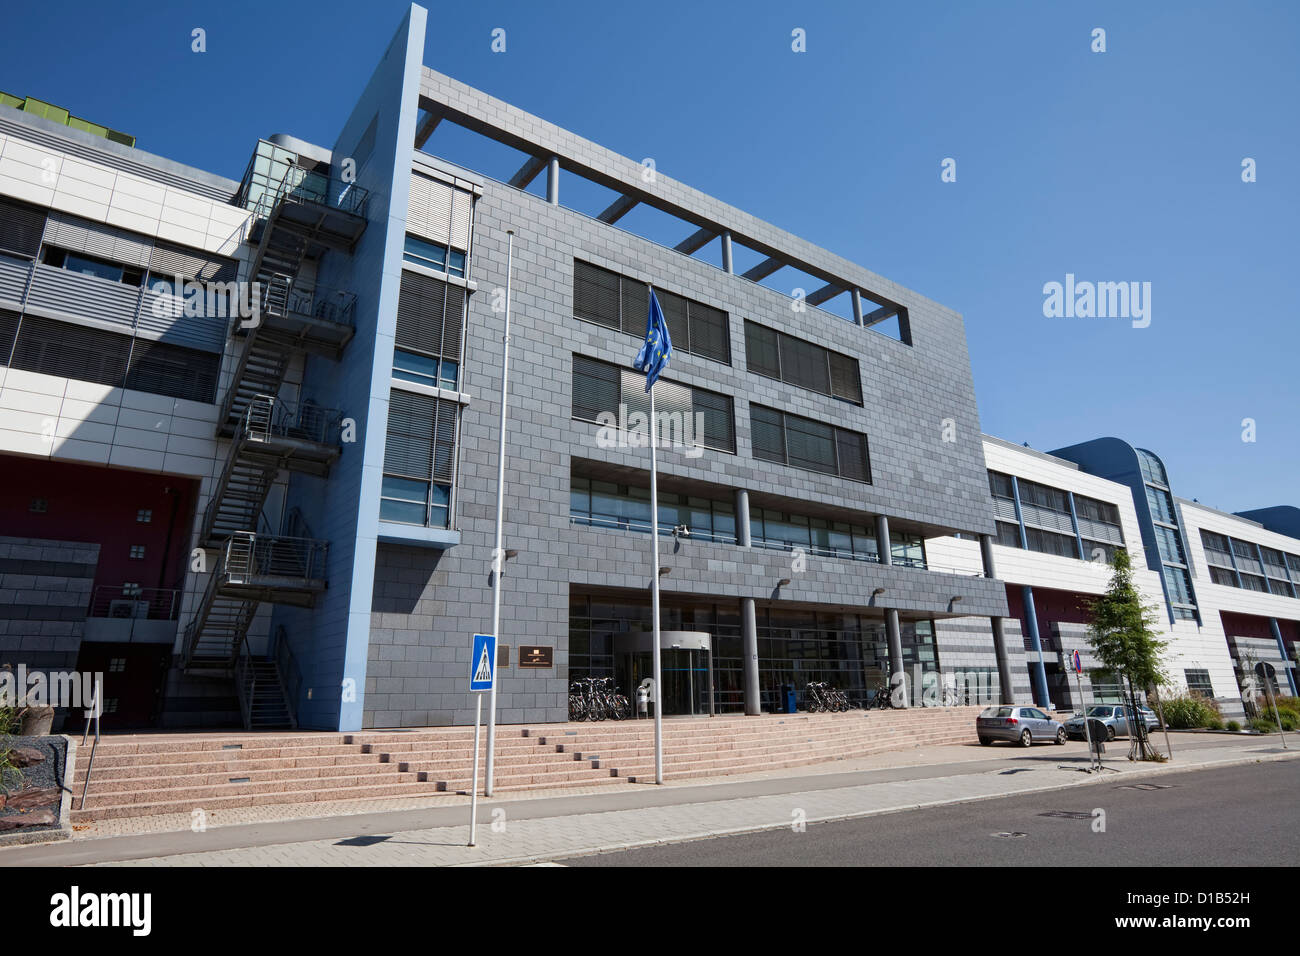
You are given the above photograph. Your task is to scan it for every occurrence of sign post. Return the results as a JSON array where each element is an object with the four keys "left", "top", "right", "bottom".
[
  {"left": 1071, "top": 650, "right": 1097, "bottom": 772},
  {"left": 1256, "top": 662, "right": 1288, "bottom": 750},
  {"left": 467, "top": 633, "right": 496, "bottom": 847}
]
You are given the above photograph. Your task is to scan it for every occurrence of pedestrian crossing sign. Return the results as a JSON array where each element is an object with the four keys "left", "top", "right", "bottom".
[{"left": 470, "top": 634, "right": 496, "bottom": 692}]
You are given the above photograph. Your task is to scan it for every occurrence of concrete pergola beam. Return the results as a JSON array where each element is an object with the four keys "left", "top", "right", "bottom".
[
  {"left": 805, "top": 282, "right": 842, "bottom": 307},
  {"left": 741, "top": 257, "right": 783, "bottom": 282},
  {"left": 674, "top": 226, "right": 715, "bottom": 255},
  {"left": 508, "top": 154, "right": 549, "bottom": 189},
  {"left": 863, "top": 304, "right": 899, "bottom": 327},
  {"left": 414, "top": 108, "right": 445, "bottom": 149},
  {"left": 597, "top": 194, "right": 639, "bottom": 225}
]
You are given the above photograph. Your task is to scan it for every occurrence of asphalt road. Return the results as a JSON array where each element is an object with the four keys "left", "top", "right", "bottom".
[{"left": 565, "top": 758, "right": 1300, "bottom": 866}]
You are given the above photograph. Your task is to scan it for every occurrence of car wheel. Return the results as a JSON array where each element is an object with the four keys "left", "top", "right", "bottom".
[
  {"left": 978, "top": 737, "right": 993, "bottom": 746},
  {"left": 1019, "top": 729, "right": 1032, "bottom": 748},
  {"left": 1106, "top": 725, "right": 1116, "bottom": 742},
  {"left": 1055, "top": 728, "right": 1066, "bottom": 745}
]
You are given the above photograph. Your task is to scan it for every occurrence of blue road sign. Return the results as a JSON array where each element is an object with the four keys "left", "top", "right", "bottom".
[
  {"left": 470, "top": 634, "right": 496, "bottom": 692},
  {"left": 1072, "top": 650, "right": 1083, "bottom": 675}
]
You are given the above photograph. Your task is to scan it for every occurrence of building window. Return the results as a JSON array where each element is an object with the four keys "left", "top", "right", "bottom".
[
  {"left": 128, "top": 545, "right": 145, "bottom": 559},
  {"left": 572, "top": 260, "right": 731, "bottom": 364},
  {"left": 29, "top": 497, "right": 47, "bottom": 513},
  {"left": 752, "top": 508, "right": 879, "bottom": 562},
  {"left": 1082, "top": 540, "right": 1123, "bottom": 564},
  {"left": 108, "top": 658, "right": 127, "bottom": 673},
  {"left": 1136, "top": 448, "right": 1168, "bottom": 486},
  {"left": 889, "top": 531, "right": 927, "bottom": 569},
  {"left": 571, "top": 354, "right": 736, "bottom": 454},
  {"left": 994, "top": 520, "right": 1021, "bottom": 548},
  {"left": 743, "top": 320, "right": 862, "bottom": 404},
  {"left": 1184, "top": 669, "right": 1214, "bottom": 698},
  {"left": 42, "top": 246, "right": 145, "bottom": 286},
  {"left": 1023, "top": 525, "right": 1077, "bottom": 559},
  {"left": 136, "top": 509, "right": 153, "bottom": 523},
  {"left": 749, "top": 404, "right": 870, "bottom": 482},
  {"left": 380, "top": 390, "right": 458, "bottom": 528},
  {"left": 570, "top": 476, "right": 737, "bottom": 544},
  {"left": 393, "top": 271, "right": 464, "bottom": 391},
  {"left": 122, "top": 582, "right": 142, "bottom": 597},
  {"left": 1208, "top": 566, "right": 1237, "bottom": 587},
  {"left": 1146, "top": 486, "right": 1177, "bottom": 524},
  {"left": 403, "top": 234, "right": 466, "bottom": 278}
]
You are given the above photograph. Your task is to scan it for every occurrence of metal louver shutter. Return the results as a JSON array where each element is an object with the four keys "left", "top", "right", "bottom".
[
  {"left": 384, "top": 390, "right": 459, "bottom": 483},
  {"left": 750, "top": 405, "right": 787, "bottom": 464},
  {"left": 691, "top": 389, "right": 735, "bottom": 453},
  {"left": 781, "top": 334, "right": 831, "bottom": 395},
  {"left": 149, "top": 240, "right": 237, "bottom": 283},
  {"left": 656, "top": 289, "right": 689, "bottom": 354},
  {"left": 687, "top": 301, "right": 730, "bottom": 364},
  {"left": 395, "top": 271, "right": 449, "bottom": 357},
  {"left": 10, "top": 316, "right": 129, "bottom": 387},
  {"left": 572, "top": 355, "right": 619, "bottom": 422},
  {"left": 0, "top": 309, "right": 18, "bottom": 363},
  {"left": 449, "top": 187, "right": 473, "bottom": 252},
  {"left": 744, "top": 321, "right": 781, "bottom": 379},
  {"left": 619, "top": 279, "right": 648, "bottom": 336},
  {"left": 828, "top": 352, "right": 862, "bottom": 404},
  {"left": 125, "top": 339, "right": 220, "bottom": 403},
  {"left": 573, "top": 261, "right": 619, "bottom": 329},
  {"left": 835, "top": 428, "right": 870, "bottom": 482},
  {"left": 43, "top": 213, "right": 148, "bottom": 267},
  {"left": 407, "top": 172, "right": 453, "bottom": 246},
  {"left": 0, "top": 197, "right": 47, "bottom": 258},
  {"left": 785, "top": 415, "right": 837, "bottom": 474}
]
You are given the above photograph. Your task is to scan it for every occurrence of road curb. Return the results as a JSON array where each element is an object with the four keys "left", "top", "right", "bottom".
[{"left": 457, "top": 747, "right": 1299, "bottom": 867}]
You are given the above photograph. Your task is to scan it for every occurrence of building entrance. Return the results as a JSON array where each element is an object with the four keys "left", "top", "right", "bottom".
[{"left": 615, "top": 631, "right": 714, "bottom": 716}]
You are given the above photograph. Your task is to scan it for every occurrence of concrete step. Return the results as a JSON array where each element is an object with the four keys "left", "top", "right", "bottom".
[{"left": 77, "top": 769, "right": 421, "bottom": 807}]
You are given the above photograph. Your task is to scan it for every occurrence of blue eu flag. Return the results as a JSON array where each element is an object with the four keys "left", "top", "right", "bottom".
[{"left": 633, "top": 287, "right": 673, "bottom": 391}]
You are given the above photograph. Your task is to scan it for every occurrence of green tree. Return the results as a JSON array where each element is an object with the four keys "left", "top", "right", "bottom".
[{"left": 1086, "top": 548, "right": 1169, "bottom": 760}]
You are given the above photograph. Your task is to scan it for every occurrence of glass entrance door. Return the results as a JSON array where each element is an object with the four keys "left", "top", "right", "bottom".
[{"left": 624, "top": 649, "right": 709, "bottom": 715}]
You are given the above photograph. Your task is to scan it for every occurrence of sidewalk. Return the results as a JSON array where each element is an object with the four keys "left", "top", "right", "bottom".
[{"left": 5, "top": 733, "right": 1288, "bottom": 867}]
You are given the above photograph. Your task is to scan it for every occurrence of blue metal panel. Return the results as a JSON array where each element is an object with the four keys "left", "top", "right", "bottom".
[{"left": 1021, "top": 585, "right": 1051, "bottom": 708}]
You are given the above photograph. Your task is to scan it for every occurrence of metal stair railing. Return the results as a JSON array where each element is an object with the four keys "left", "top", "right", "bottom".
[
  {"left": 234, "top": 634, "right": 256, "bottom": 730},
  {"left": 270, "top": 625, "right": 300, "bottom": 729},
  {"left": 259, "top": 275, "right": 358, "bottom": 330}
]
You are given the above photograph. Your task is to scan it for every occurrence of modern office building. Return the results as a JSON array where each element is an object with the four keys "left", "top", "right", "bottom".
[{"left": 0, "top": 6, "right": 1293, "bottom": 734}]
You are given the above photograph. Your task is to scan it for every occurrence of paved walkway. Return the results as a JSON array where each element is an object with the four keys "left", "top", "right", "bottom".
[{"left": 4, "top": 733, "right": 1289, "bottom": 867}]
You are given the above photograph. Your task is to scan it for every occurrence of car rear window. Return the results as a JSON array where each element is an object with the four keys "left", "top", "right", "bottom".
[{"left": 980, "top": 706, "right": 1013, "bottom": 717}]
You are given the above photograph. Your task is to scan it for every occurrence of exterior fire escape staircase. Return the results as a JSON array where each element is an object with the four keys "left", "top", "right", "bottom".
[{"left": 180, "top": 160, "right": 369, "bottom": 728}]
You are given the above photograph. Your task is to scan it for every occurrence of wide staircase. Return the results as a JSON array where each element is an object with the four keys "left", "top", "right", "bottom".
[
  {"left": 177, "top": 153, "right": 368, "bottom": 727},
  {"left": 70, "top": 708, "right": 982, "bottom": 824}
]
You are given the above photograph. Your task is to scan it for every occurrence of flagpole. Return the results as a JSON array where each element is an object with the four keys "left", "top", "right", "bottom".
[
  {"left": 485, "top": 230, "right": 514, "bottom": 796},
  {"left": 647, "top": 284, "right": 664, "bottom": 784}
]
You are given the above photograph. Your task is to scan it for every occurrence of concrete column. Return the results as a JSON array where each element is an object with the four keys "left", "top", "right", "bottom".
[
  {"left": 979, "top": 533, "right": 1016, "bottom": 704},
  {"left": 885, "top": 608, "right": 905, "bottom": 707},
  {"left": 875, "top": 514, "right": 891, "bottom": 565},
  {"left": 1021, "top": 585, "right": 1051, "bottom": 708},
  {"left": 851, "top": 288, "right": 864, "bottom": 326},
  {"left": 734, "top": 488, "right": 751, "bottom": 547},
  {"left": 546, "top": 155, "right": 559, "bottom": 205},
  {"left": 721, "top": 231, "right": 733, "bottom": 274},
  {"left": 1269, "top": 618, "right": 1298, "bottom": 696},
  {"left": 742, "top": 597, "right": 760, "bottom": 715}
]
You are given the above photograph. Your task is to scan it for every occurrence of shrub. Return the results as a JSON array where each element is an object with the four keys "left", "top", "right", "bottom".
[
  {"left": 1269, "top": 695, "right": 1300, "bottom": 718},
  {"left": 1226, "top": 720, "right": 1242, "bottom": 732},
  {"left": 1206, "top": 717, "right": 1224, "bottom": 730},
  {"left": 1250, "top": 717, "right": 1275, "bottom": 734},
  {"left": 1160, "top": 692, "right": 1220, "bottom": 729}
]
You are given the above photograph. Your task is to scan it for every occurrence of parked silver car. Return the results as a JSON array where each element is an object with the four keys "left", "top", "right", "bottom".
[
  {"left": 977, "top": 705, "right": 1067, "bottom": 747},
  {"left": 1063, "top": 704, "right": 1157, "bottom": 741}
]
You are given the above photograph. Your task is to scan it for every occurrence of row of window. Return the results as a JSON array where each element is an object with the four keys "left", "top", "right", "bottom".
[
  {"left": 990, "top": 473, "right": 1126, "bottom": 564},
  {"left": 750, "top": 405, "right": 871, "bottom": 483},
  {"left": 379, "top": 390, "right": 458, "bottom": 528},
  {"left": 569, "top": 475, "right": 925, "bottom": 567},
  {"left": 743, "top": 320, "right": 862, "bottom": 405},
  {"left": 392, "top": 270, "right": 465, "bottom": 392},
  {"left": 0, "top": 312, "right": 220, "bottom": 403},
  {"left": 1200, "top": 530, "right": 1300, "bottom": 599}
]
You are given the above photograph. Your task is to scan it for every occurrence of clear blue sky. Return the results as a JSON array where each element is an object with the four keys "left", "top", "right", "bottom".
[{"left": 2, "top": 0, "right": 1296, "bottom": 513}]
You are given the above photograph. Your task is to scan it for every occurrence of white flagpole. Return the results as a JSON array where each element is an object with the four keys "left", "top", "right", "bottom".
[
  {"left": 648, "top": 285, "right": 664, "bottom": 784},
  {"left": 485, "top": 230, "right": 515, "bottom": 796}
]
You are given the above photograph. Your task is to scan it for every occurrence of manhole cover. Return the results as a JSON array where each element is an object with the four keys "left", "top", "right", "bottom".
[
  {"left": 1116, "top": 783, "right": 1174, "bottom": 791},
  {"left": 335, "top": 835, "right": 392, "bottom": 847},
  {"left": 991, "top": 831, "right": 1028, "bottom": 839},
  {"left": 1038, "top": 810, "right": 1094, "bottom": 819}
]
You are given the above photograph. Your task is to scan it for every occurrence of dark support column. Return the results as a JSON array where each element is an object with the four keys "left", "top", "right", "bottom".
[
  {"left": 980, "top": 534, "right": 1016, "bottom": 704},
  {"left": 546, "top": 156, "right": 559, "bottom": 205},
  {"left": 721, "top": 231, "right": 733, "bottom": 274},
  {"left": 885, "top": 608, "right": 905, "bottom": 707},
  {"left": 876, "top": 514, "right": 891, "bottom": 565},
  {"left": 851, "top": 288, "right": 864, "bottom": 326},
  {"left": 735, "top": 489, "right": 751, "bottom": 547},
  {"left": 742, "top": 598, "right": 760, "bottom": 715},
  {"left": 1021, "top": 585, "right": 1051, "bottom": 708},
  {"left": 1269, "top": 618, "right": 1298, "bottom": 696}
]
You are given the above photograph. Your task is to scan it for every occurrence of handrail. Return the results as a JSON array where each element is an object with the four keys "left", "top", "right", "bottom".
[
  {"left": 259, "top": 275, "right": 357, "bottom": 328},
  {"left": 240, "top": 394, "right": 343, "bottom": 447},
  {"left": 240, "top": 163, "right": 370, "bottom": 220},
  {"left": 77, "top": 675, "right": 102, "bottom": 810},
  {"left": 222, "top": 531, "right": 329, "bottom": 584},
  {"left": 87, "top": 586, "right": 180, "bottom": 620},
  {"left": 272, "top": 625, "right": 301, "bottom": 729}
]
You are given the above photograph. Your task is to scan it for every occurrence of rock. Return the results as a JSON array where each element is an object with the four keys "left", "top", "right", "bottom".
[
  {"left": 0, "top": 793, "right": 5, "bottom": 810},
  {"left": 8, "top": 747, "right": 45, "bottom": 768},
  {"left": 0, "top": 809, "right": 56, "bottom": 830},
  {"left": 5, "top": 787, "right": 58, "bottom": 810}
]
